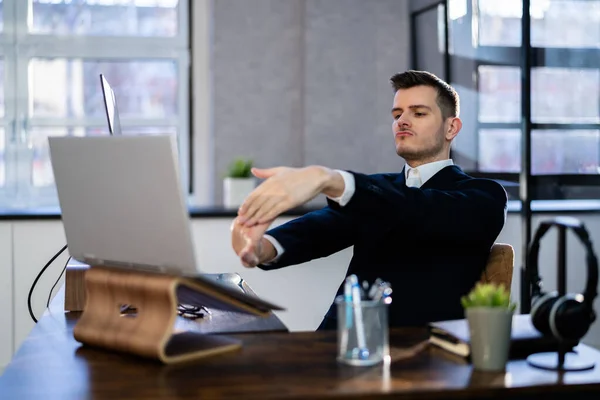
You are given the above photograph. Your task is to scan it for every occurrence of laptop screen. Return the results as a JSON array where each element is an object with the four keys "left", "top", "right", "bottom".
[
  {"left": 100, "top": 74, "right": 122, "bottom": 136},
  {"left": 49, "top": 135, "right": 196, "bottom": 275}
]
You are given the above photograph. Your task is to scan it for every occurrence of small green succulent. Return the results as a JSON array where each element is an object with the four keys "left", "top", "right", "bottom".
[
  {"left": 226, "top": 158, "right": 254, "bottom": 178},
  {"left": 461, "top": 283, "right": 517, "bottom": 312}
]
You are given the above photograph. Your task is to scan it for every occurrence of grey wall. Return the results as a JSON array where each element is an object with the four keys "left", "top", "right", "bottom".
[
  {"left": 212, "top": 0, "right": 305, "bottom": 187},
  {"left": 211, "top": 0, "right": 410, "bottom": 204}
]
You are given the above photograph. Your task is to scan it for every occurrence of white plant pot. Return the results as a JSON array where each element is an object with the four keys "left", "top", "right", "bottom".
[
  {"left": 223, "top": 177, "right": 255, "bottom": 209},
  {"left": 466, "top": 307, "right": 514, "bottom": 372}
]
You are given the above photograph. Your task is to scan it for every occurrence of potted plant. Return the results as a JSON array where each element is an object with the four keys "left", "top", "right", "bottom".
[
  {"left": 461, "top": 283, "right": 517, "bottom": 371},
  {"left": 223, "top": 157, "right": 255, "bottom": 209}
]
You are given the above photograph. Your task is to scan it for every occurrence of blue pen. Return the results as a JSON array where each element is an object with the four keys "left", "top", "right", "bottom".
[
  {"left": 344, "top": 277, "right": 353, "bottom": 327},
  {"left": 349, "top": 275, "right": 369, "bottom": 360},
  {"left": 340, "top": 277, "right": 353, "bottom": 356}
]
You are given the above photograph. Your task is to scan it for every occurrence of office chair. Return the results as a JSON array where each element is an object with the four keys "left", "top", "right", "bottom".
[{"left": 480, "top": 243, "right": 515, "bottom": 294}]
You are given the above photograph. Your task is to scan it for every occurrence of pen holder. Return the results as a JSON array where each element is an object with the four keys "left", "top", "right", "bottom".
[{"left": 335, "top": 295, "right": 389, "bottom": 366}]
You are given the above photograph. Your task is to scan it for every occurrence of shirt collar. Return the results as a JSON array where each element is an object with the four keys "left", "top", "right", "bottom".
[{"left": 405, "top": 159, "right": 454, "bottom": 186}]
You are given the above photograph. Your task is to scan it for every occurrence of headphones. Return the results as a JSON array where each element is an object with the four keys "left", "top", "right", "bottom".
[{"left": 528, "top": 216, "right": 598, "bottom": 343}]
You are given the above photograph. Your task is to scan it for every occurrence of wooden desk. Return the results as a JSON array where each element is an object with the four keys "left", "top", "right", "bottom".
[{"left": 2, "top": 296, "right": 600, "bottom": 400}]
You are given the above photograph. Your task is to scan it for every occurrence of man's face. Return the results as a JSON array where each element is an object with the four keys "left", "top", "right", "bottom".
[{"left": 391, "top": 85, "right": 449, "bottom": 165}]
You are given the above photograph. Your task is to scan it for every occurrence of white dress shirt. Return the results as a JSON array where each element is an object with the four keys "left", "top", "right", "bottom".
[
  {"left": 404, "top": 159, "right": 454, "bottom": 188},
  {"left": 264, "top": 160, "right": 454, "bottom": 263}
]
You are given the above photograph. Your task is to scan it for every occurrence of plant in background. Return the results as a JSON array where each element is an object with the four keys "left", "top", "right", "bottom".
[
  {"left": 461, "top": 283, "right": 517, "bottom": 312},
  {"left": 223, "top": 157, "right": 255, "bottom": 208},
  {"left": 226, "top": 157, "right": 254, "bottom": 179}
]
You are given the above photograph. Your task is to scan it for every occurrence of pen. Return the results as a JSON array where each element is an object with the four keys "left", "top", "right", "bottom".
[
  {"left": 349, "top": 275, "right": 369, "bottom": 360},
  {"left": 344, "top": 277, "right": 353, "bottom": 327},
  {"left": 340, "top": 277, "right": 353, "bottom": 355},
  {"left": 371, "top": 281, "right": 392, "bottom": 332},
  {"left": 368, "top": 278, "right": 383, "bottom": 299},
  {"left": 372, "top": 282, "right": 393, "bottom": 303}
]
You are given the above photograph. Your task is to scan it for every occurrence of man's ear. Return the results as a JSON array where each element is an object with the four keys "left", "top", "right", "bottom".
[{"left": 445, "top": 117, "right": 462, "bottom": 141}]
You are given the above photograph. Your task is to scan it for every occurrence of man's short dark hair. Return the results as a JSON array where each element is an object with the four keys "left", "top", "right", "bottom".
[{"left": 390, "top": 70, "right": 459, "bottom": 119}]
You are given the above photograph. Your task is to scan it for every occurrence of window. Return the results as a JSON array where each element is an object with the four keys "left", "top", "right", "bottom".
[
  {"left": 478, "top": 129, "right": 600, "bottom": 175},
  {"left": 0, "top": 0, "right": 189, "bottom": 208},
  {"left": 440, "top": 0, "right": 600, "bottom": 199},
  {"left": 31, "top": 0, "right": 179, "bottom": 37},
  {"left": 478, "top": 129, "right": 521, "bottom": 173},
  {"left": 478, "top": 66, "right": 521, "bottom": 123},
  {"left": 413, "top": 0, "right": 600, "bottom": 315},
  {"left": 531, "top": 67, "right": 599, "bottom": 124},
  {"left": 478, "top": 66, "right": 600, "bottom": 125},
  {"left": 474, "top": 0, "right": 600, "bottom": 183},
  {"left": 478, "top": 0, "right": 600, "bottom": 48}
]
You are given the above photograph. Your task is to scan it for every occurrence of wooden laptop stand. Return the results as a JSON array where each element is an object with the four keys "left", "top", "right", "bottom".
[{"left": 73, "top": 266, "right": 243, "bottom": 364}]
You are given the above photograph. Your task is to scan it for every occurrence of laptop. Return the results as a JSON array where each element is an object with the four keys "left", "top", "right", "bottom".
[
  {"left": 48, "top": 134, "right": 284, "bottom": 314},
  {"left": 49, "top": 134, "right": 195, "bottom": 274},
  {"left": 100, "top": 74, "right": 122, "bottom": 136}
]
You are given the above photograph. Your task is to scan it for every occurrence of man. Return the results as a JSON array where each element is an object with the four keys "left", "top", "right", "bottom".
[{"left": 231, "top": 70, "right": 507, "bottom": 330}]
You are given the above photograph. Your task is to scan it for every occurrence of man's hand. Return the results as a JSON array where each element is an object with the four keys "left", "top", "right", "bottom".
[
  {"left": 237, "top": 166, "right": 345, "bottom": 226},
  {"left": 230, "top": 217, "right": 275, "bottom": 268}
]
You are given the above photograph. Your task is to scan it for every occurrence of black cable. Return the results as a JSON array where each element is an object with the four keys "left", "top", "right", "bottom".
[
  {"left": 47, "top": 256, "right": 71, "bottom": 308},
  {"left": 28, "top": 244, "right": 68, "bottom": 323},
  {"left": 29, "top": 244, "right": 207, "bottom": 323}
]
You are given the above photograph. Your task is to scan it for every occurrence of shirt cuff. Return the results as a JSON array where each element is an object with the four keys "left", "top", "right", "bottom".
[
  {"left": 326, "top": 170, "right": 355, "bottom": 207},
  {"left": 263, "top": 234, "right": 285, "bottom": 264}
]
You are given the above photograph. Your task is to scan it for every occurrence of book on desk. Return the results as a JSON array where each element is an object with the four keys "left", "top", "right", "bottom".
[{"left": 428, "top": 313, "right": 568, "bottom": 359}]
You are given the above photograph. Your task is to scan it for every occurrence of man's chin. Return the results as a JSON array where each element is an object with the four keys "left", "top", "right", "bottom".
[{"left": 395, "top": 146, "right": 414, "bottom": 159}]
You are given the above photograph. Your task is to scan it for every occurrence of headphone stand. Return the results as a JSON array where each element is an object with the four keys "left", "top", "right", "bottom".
[
  {"left": 527, "top": 223, "right": 596, "bottom": 372},
  {"left": 527, "top": 342, "right": 595, "bottom": 371}
]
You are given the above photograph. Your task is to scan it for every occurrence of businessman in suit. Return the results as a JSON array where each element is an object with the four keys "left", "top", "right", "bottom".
[{"left": 231, "top": 70, "right": 508, "bottom": 329}]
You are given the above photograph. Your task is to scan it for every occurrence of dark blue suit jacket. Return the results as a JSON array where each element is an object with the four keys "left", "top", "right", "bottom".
[{"left": 258, "top": 165, "right": 508, "bottom": 329}]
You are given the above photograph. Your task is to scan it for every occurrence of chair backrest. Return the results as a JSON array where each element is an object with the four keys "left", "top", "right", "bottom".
[{"left": 480, "top": 243, "right": 515, "bottom": 293}]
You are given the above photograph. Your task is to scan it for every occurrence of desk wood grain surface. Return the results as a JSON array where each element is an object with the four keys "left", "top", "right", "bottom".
[{"left": 2, "top": 293, "right": 600, "bottom": 399}]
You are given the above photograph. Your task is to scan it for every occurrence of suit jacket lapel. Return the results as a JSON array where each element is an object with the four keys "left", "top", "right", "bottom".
[
  {"left": 420, "top": 165, "right": 464, "bottom": 190},
  {"left": 392, "top": 165, "right": 467, "bottom": 189},
  {"left": 394, "top": 166, "right": 407, "bottom": 186}
]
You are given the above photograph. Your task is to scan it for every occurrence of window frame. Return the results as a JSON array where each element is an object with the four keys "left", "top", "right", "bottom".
[
  {"left": 411, "top": 0, "right": 600, "bottom": 201},
  {"left": 0, "top": 0, "right": 191, "bottom": 208},
  {"left": 473, "top": 2, "right": 600, "bottom": 200},
  {"left": 411, "top": 0, "right": 600, "bottom": 314}
]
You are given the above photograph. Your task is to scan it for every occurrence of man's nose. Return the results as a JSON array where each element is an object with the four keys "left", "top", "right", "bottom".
[{"left": 396, "top": 116, "right": 410, "bottom": 128}]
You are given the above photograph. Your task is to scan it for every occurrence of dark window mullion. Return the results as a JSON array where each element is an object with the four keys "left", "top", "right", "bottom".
[
  {"left": 531, "top": 175, "right": 600, "bottom": 187},
  {"left": 474, "top": 46, "right": 521, "bottom": 66},
  {"left": 474, "top": 47, "right": 599, "bottom": 67},
  {"left": 479, "top": 122, "right": 522, "bottom": 130},
  {"left": 531, "top": 123, "right": 600, "bottom": 131},
  {"left": 532, "top": 47, "right": 600, "bottom": 69}
]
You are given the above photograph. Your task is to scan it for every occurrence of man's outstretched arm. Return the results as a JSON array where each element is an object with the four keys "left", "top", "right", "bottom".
[
  {"left": 232, "top": 166, "right": 357, "bottom": 268},
  {"left": 237, "top": 165, "right": 507, "bottom": 242},
  {"left": 237, "top": 166, "right": 347, "bottom": 226}
]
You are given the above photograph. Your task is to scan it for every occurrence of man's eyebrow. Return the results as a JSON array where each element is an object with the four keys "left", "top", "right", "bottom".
[
  {"left": 409, "top": 105, "right": 432, "bottom": 111},
  {"left": 391, "top": 105, "right": 433, "bottom": 113}
]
